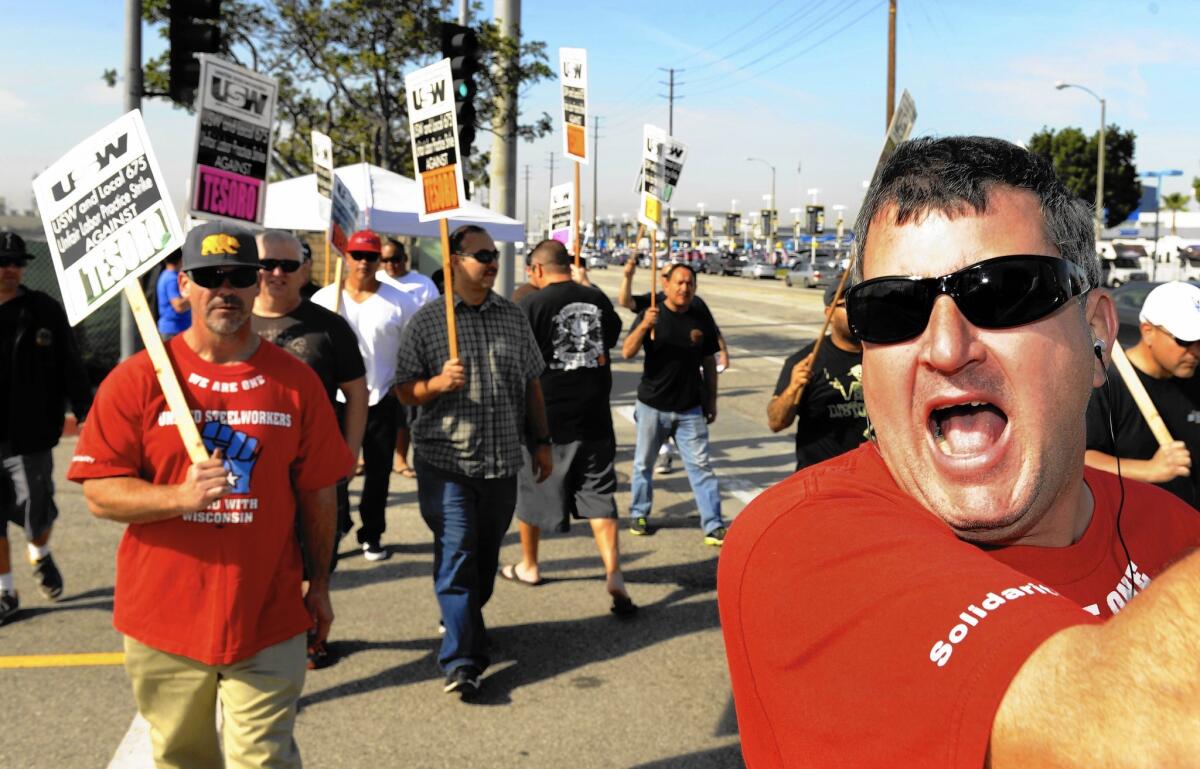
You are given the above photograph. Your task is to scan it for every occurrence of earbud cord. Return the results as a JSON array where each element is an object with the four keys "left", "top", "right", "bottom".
[{"left": 1101, "top": 364, "right": 1136, "bottom": 598}]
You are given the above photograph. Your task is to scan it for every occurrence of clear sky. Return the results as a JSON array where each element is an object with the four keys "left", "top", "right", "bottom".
[{"left": 3, "top": 0, "right": 1197, "bottom": 232}]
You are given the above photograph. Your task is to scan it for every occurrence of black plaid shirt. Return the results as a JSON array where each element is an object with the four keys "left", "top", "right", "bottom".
[{"left": 396, "top": 291, "right": 545, "bottom": 478}]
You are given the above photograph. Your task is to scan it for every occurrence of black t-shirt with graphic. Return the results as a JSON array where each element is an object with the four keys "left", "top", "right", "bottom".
[
  {"left": 775, "top": 339, "right": 869, "bottom": 470},
  {"left": 252, "top": 300, "right": 366, "bottom": 404},
  {"left": 632, "top": 300, "right": 720, "bottom": 413},
  {"left": 519, "top": 281, "right": 622, "bottom": 443},
  {"left": 1086, "top": 364, "right": 1200, "bottom": 508}
]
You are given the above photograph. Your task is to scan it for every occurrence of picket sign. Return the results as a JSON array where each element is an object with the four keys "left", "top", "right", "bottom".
[
  {"left": 560, "top": 48, "right": 588, "bottom": 266},
  {"left": 1111, "top": 342, "right": 1173, "bottom": 447}
]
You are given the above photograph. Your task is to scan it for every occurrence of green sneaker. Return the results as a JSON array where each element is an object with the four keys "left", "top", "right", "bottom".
[
  {"left": 629, "top": 516, "right": 651, "bottom": 536},
  {"left": 704, "top": 527, "right": 727, "bottom": 547}
]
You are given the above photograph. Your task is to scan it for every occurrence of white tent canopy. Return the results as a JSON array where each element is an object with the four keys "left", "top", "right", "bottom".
[{"left": 262, "top": 162, "right": 525, "bottom": 242}]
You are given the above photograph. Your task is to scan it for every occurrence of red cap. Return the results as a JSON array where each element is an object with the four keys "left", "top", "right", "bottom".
[{"left": 346, "top": 230, "right": 381, "bottom": 254}]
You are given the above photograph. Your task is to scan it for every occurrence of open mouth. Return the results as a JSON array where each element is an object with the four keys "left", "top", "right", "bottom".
[{"left": 929, "top": 401, "right": 1008, "bottom": 457}]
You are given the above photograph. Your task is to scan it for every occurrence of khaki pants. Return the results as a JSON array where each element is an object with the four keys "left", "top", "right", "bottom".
[{"left": 124, "top": 633, "right": 307, "bottom": 769}]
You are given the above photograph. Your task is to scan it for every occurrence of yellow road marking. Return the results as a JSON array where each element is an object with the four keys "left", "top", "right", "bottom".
[{"left": 0, "top": 652, "right": 124, "bottom": 668}]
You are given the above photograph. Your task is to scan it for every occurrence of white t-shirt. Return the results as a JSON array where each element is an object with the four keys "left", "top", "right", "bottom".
[
  {"left": 312, "top": 281, "right": 416, "bottom": 406},
  {"left": 377, "top": 269, "right": 439, "bottom": 308}
]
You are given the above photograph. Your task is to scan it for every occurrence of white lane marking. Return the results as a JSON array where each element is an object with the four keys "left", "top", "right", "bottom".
[
  {"left": 729, "top": 346, "right": 787, "bottom": 367},
  {"left": 107, "top": 714, "right": 153, "bottom": 769},
  {"left": 613, "top": 406, "right": 765, "bottom": 506}
]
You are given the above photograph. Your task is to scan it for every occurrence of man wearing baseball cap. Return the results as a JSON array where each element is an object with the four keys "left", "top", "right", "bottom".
[
  {"left": 69, "top": 221, "right": 353, "bottom": 768},
  {"left": 313, "top": 229, "right": 418, "bottom": 561},
  {"left": 1086, "top": 280, "right": 1200, "bottom": 507},
  {"left": 0, "top": 231, "right": 91, "bottom": 624}
]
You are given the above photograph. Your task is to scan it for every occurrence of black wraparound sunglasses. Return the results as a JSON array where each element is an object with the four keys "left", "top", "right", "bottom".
[
  {"left": 456, "top": 249, "right": 500, "bottom": 264},
  {"left": 846, "top": 255, "right": 1090, "bottom": 345},
  {"left": 188, "top": 267, "right": 262, "bottom": 289},
  {"left": 348, "top": 251, "right": 380, "bottom": 262},
  {"left": 260, "top": 259, "right": 302, "bottom": 273}
]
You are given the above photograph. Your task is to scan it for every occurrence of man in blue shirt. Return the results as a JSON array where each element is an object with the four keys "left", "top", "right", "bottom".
[{"left": 156, "top": 249, "right": 190, "bottom": 338}]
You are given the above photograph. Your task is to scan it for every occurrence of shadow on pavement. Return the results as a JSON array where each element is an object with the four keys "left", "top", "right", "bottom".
[{"left": 629, "top": 744, "right": 745, "bottom": 769}]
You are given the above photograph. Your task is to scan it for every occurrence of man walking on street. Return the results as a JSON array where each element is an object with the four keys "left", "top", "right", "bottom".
[
  {"left": 767, "top": 277, "right": 869, "bottom": 470},
  {"left": 155, "top": 249, "right": 190, "bottom": 339},
  {"left": 621, "top": 262, "right": 727, "bottom": 545},
  {"left": 504, "top": 240, "right": 636, "bottom": 615},
  {"left": 69, "top": 221, "right": 353, "bottom": 768},
  {"left": 313, "top": 230, "right": 417, "bottom": 560},
  {"left": 0, "top": 231, "right": 91, "bottom": 624},
  {"left": 396, "top": 224, "right": 552, "bottom": 698},
  {"left": 1085, "top": 280, "right": 1200, "bottom": 507}
]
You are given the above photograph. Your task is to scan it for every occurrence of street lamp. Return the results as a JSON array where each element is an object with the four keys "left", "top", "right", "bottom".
[
  {"left": 833, "top": 204, "right": 846, "bottom": 247},
  {"left": 1142, "top": 169, "right": 1185, "bottom": 278},
  {"left": 747, "top": 157, "right": 777, "bottom": 229},
  {"left": 1054, "top": 81, "right": 1106, "bottom": 243}
]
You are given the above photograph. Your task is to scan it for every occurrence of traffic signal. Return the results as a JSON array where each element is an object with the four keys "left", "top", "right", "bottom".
[
  {"left": 169, "top": 0, "right": 223, "bottom": 107},
  {"left": 440, "top": 22, "right": 480, "bottom": 163}
]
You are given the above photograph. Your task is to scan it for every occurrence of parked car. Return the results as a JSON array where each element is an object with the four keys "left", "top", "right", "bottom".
[
  {"left": 1109, "top": 280, "right": 1200, "bottom": 348},
  {"left": 701, "top": 251, "right": 742, "bottom": 275},
  {"left": 741, "top": 258, "right": 777, "bottom": 279},
  {"left": 586, "top": 253, "right": 607, "bottom": 269},
  {"left": 1101, "top": 255, "right": 1149, "bottom": 287},
  {"left": 785, "top": 255, "right": 841, "bottom": 288}
]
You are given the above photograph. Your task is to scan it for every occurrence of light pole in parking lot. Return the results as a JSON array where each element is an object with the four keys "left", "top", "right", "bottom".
[
  {"left": 747, "top": 157, "right": 776, "bottom": 238},
  {"left": 1054, "top": 81, "right": 1106, "bottom": 244},
  {"left": 1142, "top": 169, "right": 1184, "bottom": 279}
]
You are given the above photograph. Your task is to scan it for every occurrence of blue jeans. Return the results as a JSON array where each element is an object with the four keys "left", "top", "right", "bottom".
[
  {"left": 630, "top": 401, "right": 725, "bottom": 534},
  {"left": 415, "top": 460, "right": 516, "bottom": 673}
]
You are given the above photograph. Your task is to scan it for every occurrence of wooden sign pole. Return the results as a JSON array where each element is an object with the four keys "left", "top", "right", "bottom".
[
  {"left": 439, "top": 218, "right": 459, "bottom": 359},
  {"left": 322, "top": 234, "right": 332, "bottom": 284},
  {"left": 1111, "top": 341, "right": 1174, "bottom": 446},
  {"left": 332, "top": 251, "right": 344, "bottom": 315},
  {"left": 573, "top": 162, "right": 582, "bottom": 268},
  {"left": 792, "top": 252, "right": 856, "bottom": 407},
  {"left": 122, "top": 283, "right": 209, "bottom": 463}
]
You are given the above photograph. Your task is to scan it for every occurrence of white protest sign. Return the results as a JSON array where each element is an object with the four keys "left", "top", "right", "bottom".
[
  {"left": 34, "top": 109, "right": 183, "bottom": 326},
  {"left": 405, "top": 58, "right": 466, "bottom": 221},
  {"left": 660, "top": 134, "right": 688, "bottom": 202},
  {"left": 189, "top": 55, "right": 277, "bottom": 226},
  {"left": 329, "top": 175, "right": 360, "bottom": 257},
  {"left": 549, "top": 182, "right": 575, "bottom": 245},
  {"left": 875, "top": 90, "right": 917, "bottom": 175},
  {"left": 637, "top": 124, "right": 687, "bottom": 232},
  {"left": 312, "top": 130, "right": 334, "bottom": 223},
  {"left": 559, "top": 48, "right": 588, "bottom": 164}
]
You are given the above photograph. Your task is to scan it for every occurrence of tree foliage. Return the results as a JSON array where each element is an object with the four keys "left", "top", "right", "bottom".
[
  {"left": 1162, "top": 192, "right": 1190, "bottom": 236},
  {"left": 1027, "top": 125, "right": 1140, "bottom": 227},
  {"left": 1193, "top": 176, "right": 1200, "bottom": 206},
  {"left": 133, "top": 0, "right": 553, "bottom": 187}
]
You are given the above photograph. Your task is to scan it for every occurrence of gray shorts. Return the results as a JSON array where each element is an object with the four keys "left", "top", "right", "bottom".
[
  {"left": 516, "top": 439, "right": 617, "bottom": 531},
  {"left": 1, "top": 446, "right": 59, "bottom": 540}
]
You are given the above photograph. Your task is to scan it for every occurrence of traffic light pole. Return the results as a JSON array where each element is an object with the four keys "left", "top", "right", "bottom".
[
  {"left": 488, "top": 0, "right": 520, "bottom": 298},
  {"left": 120, "top": 0, "right": 142, "bottom": 361}
]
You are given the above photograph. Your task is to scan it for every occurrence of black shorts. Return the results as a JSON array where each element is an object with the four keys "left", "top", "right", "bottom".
[
  {"left": 515, "top": 439, "right": 617, "bottom": 530},
  {"left": 1, "top": 446, "right": 59, "bottom": 540}
]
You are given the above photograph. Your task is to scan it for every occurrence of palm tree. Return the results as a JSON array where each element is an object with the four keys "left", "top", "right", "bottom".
[{"left": 1162, "top": 193, "right": 1190, "bottom": 236}]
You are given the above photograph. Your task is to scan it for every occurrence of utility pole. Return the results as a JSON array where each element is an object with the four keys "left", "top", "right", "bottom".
[
  {"left": 592, "top": 116, "right": 600, "bottom": 250},
  {"left": 488, "top": 0, "right": 519, "bottom": 296},
  {"left": 523, "top": 164, "right": 530, "bottom": 243},
  {"left": 886, "top": 0, "right": 897, "bottom": 128},
  {"left": 120, "top": 0, "right": 143, "bottom": 360},
  {"left": 547, "top": 151, "right": 556, "bottom": 199},
  {"left": 658, "top": 67, "right": 683, "bottom": 256}
]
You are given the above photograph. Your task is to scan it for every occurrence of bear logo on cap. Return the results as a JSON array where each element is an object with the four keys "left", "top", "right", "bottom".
[{"left": 201, "top": 233, "right": 241, "bottom": 257}]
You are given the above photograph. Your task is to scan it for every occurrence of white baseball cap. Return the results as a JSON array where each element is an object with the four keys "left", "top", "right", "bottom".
[{"left": 1139, "top": 281, "right": 1200, "bottom": 342}]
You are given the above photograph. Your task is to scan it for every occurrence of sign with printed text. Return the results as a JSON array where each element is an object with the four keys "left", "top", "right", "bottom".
[
  {"left": 874, "top": 89, "right": 917, "bottom": 178},
  {"left": 329, "top": 174, "right": 360, "bottom": 257},
  {"left": 637, "top": 125, "right": 688, "bottom": 232},
  {"left": 405, "top": 58, "right": 466, "bottom": 221},
  {"left": 549, "top": 182, "right": 575, "bottom": 246},
  {"left": 559, "top": 47, "right": 588, "bottom": 163},
  {"left": 311, "top": 130, "right": 334, "bottom": 222},
  {"left": 189, "top": 55, "right": 277, "bottom": 226},
  {"left": 34, "top": 110, "right": 184, "bottom": 326}
]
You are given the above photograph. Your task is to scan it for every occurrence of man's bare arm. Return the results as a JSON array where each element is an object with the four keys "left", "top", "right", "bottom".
[
  {"left": 396, "top": 358, "right": 465, "bottom": 406},
  {"left": 82, "top": 455, "right": 231, "bottom": 523},
  {"left": 618, "top": 260, "right": 637, "bottom": 311},
  {"left": 298, "top": 485, "right": 337, "bottom": 645},
  {"left": 990, "top": 549, "right": 1200, "bottom": 767},
  {"left": 337, "top": 376, "right": 368, "bottom": 462},
  {"left": 1084, "top": 446, "right": 1190, "bottom": 485}
]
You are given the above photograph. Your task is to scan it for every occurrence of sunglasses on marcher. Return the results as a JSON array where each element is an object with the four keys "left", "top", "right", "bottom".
[
  {"left": 1155, "top": 326, "right": 1200, "bottom": 348},
  {"left": 0, "top": 257, "right": 27, "bottom": 268},
  {"left": 845, "top": 255, "right": 1089, "bottom": 345},
  {"left": 456, "top": 249, "right": 500, "bottom": 265},
  {"left": 348, "top": 251, "right": 380, "bottom": 262},
  {"left": 259, "top": 259, "right": 302, "bottom": 273},
  {"left": 188, "top": 267, "right": 262, "bottom": 289}
]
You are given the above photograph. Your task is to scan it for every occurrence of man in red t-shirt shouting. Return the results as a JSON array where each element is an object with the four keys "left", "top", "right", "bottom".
[
  {"left": 69, "top": 221, "right": 353, "bottom": 769},
  {"left": 720, "top": 137, "right": 1200, "bottom": 768}
]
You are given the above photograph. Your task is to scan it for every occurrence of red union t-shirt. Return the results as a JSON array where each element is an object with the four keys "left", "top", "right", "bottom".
[
  {"left": 68, "top": 335, "right": 353, "bottom": 666},
  {"left": 718, "top": 442, "right": 1200, "bottom": 769}
]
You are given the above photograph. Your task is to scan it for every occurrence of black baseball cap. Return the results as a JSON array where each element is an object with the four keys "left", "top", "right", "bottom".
[
  {"left": 824, "top": 274, "right": 852, "bottom": 306},
  {"left": 0, "top": 231, "right": 30, "bottom": 259},
  {"left": 182, "top": 221, "right": 260, "bottom": 271}
]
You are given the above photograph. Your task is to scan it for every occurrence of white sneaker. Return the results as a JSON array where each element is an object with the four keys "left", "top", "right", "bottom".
[
  {"left": 654, "top": 453, "right": 674, "bottom": 475},
  {"left": 362, "top": 542, "right": 390, "bottom": 562}
]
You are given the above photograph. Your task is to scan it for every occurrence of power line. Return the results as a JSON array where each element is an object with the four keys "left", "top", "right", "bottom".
[
  {"left": 683, "top": 0, "right": 833, "bottom": 74},
  {"left": 670, "top": 0, "right": 788, "bottom": 68}
]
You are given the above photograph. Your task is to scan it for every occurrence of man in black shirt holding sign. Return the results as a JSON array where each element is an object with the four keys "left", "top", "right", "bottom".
[
  {"left": 1085, "top": 280, "right": 1200, "bottom": 507},
  {"left": 767, "top": 278, "right": 869, "bottom": 470},
  {"left": 503, "top": 240, "right": 636, "bottom": 614},
  {"left": 622, "top": 262, "right": 728, "bottom": 545}
]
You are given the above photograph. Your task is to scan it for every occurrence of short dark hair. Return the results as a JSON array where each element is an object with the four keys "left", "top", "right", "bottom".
[
  {"left": 854, "top": 136, "right": 1098, "bottom": 288},
  {"left": 385, "top": 237, "right": 407, "bottom": 258},
  {"left": 449, "top": 224, "right": 488, "bottom": 255},
  {"left": 663, "top": 261, "right": 697, "bottom": 280},
  {"left": 164, "top": 248, "right": 183, "bottom": 267},
  {"left": 530, "top": 239, "right": 571, "bottom": 272}
]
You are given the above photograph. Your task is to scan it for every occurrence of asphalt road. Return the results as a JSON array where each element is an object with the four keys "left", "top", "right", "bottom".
[{"left": 1, "top": 267, "right": 828, "bottom": 769}]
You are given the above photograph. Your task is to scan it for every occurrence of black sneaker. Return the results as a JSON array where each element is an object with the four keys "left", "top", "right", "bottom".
[
  {"left": 0, "top": 591, "right": 18, "bottom": 625},
  {"left": 32, "top": 554, "right": 63, "bottom": 600},
  {"left": 629, "top": 516, "right": 651, "bottom": 536},
  {"left": 443, "top": 665, "right": 482, "bottom": 698},
  {"left": 362, "top": 542, "right": 390, "bottom": 562},
  {"left": 704, "top": 527, "right": 728, "bottom": 547}
]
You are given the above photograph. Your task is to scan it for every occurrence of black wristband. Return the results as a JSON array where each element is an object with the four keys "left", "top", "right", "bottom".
[{"left": 534, "top": 436, "right": 552, "bottom": 446}]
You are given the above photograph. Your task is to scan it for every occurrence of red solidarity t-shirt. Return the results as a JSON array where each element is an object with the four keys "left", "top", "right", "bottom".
[
  {"left": 68, "top": 335, "right": 353, "bottom": 665},
  {"left": 718, "top": 442, "right": 1200, "bottom": 769}
]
